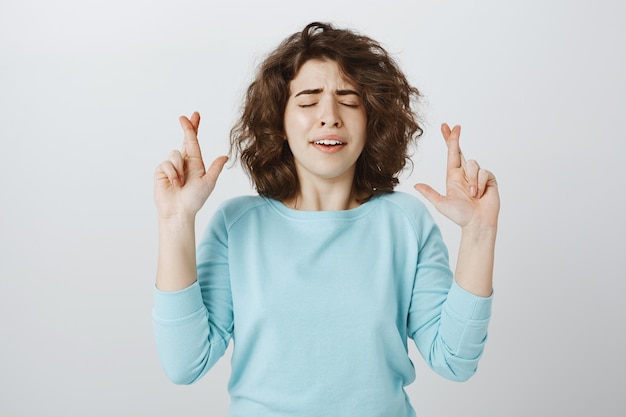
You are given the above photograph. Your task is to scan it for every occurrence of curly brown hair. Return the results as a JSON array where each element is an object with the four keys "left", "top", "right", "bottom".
[{"left": 230, "top": 21, "right": 423, "bottom": 201}]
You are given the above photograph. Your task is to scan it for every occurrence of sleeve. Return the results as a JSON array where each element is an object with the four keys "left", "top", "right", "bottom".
[
  {"left": 407, "top": 211, "right": 493, "bottom": 382},
  {"left": 152, "top": 208, "right": 234, "bottom": 385}
]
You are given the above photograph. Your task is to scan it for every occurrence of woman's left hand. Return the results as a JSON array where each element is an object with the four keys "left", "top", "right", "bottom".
[{"left": 414, "top": 123, "right": 500, "bottom": 231}]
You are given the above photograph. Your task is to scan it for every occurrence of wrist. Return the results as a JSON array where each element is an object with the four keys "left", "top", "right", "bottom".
[
  {"left": 158, "top": 213, "right": 196, "bottom": 232},
  {"left": 460, "top": 223, "right": 498, "bottom": 243}
]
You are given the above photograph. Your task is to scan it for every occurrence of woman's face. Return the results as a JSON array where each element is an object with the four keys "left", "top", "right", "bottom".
[{"left": 283, "top": 59, "right": 367, "bottom": 186}]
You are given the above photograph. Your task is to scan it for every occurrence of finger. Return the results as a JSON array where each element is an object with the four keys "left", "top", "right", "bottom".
[
  {"left": 441, "top": 122, "right": 451, "bottom": 138},
  {"left": 204, "top": 156, "right": 229, "bottom": 188},
  {"left": 477, "top": 168, "right": 493, "bottom": 198},
  {"left": 155, "top": 160, "right": 182, "bottom": 187},
  {"left": 465, "top": 159, "right": 480, "bottom": 197},
  {"left": 442, "top": 123, "right": 462, "bottom": 171},
  {"left": 168, "top": 150, "right": 185, "bottom": 186},
  {"left": 189, "top": 111, "right": 200, "bottom": 134},
  {"left": 414, "top": 183, "right": 445, "bottom": 208},
  {"left": 179, "top": 115, "right": 204, "bottom": 160}
]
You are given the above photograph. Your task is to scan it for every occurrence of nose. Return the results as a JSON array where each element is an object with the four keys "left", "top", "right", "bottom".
[{"left": 319, "top": 99, "right": 342, "bottom": 128}]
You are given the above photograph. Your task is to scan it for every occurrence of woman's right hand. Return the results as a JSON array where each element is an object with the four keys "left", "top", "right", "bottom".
[{"left": 154, "top": 112, "right": 228, "bottom": 221}]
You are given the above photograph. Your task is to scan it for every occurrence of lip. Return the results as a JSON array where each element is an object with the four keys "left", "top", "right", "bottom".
[
  {"left": 311, "top": 141, "right": 346, "bottom": 155},
  {"left": 310, "top": 134, "right": 345, "bottom": 144},
  {"left": 309, "top": 134, "right": 347, "bottom": 154}
]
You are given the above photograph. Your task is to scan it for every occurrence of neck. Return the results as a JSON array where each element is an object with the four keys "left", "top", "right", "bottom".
[{"left": 284, "top": 176, "right": 364, "bottom": 211}]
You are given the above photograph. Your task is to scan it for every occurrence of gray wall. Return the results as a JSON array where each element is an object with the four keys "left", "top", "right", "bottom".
[{"left": 1, "top": 0, "right": 624, "bottom": 415}]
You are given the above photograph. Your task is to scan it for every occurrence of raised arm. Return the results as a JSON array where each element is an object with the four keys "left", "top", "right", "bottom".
[
  {"left": 154, "top": 112, "right": 228, "bottom": 291},
  {"left": 414, "top": 124, "right": 500, "bottom": 297}
]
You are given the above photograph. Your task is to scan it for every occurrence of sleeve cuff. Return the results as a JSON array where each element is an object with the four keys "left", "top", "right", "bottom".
[
  {"left": 153, "top": 281, "right": 205, "bottom": 321},
  {"left": 446, "top": 280, "right": 493, "bottom": 321}
]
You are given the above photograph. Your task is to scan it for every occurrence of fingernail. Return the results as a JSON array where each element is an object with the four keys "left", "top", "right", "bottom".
[{"left": 470, "top": 186, "right": 476, "bottom": 197}]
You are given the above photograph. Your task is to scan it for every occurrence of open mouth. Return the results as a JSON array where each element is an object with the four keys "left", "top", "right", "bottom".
[{"left": 313, "top": 139, "right": 344, "bottom": 146}]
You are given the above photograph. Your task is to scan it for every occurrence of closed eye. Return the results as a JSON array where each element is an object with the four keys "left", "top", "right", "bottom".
[{"left": 297, "top": 101, "right": 360, "bottom": 108}]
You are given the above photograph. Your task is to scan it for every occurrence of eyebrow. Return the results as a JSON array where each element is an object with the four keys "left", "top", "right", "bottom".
[{"left": 294, "top": 88, "right": 360, "bottom": 97}]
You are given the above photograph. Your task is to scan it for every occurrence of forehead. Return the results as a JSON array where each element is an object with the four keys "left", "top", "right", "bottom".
[{"left": 289, "top": 59, "right": 356, "bottom": 91}]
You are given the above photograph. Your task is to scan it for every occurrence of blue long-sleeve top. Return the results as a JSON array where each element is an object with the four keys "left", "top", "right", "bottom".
[{"left": 153, "top": 192, "right": 492, "bottom": 417}]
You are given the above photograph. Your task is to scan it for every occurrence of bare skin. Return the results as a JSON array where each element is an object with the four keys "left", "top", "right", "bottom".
[
  {"left": 282, "top": 59, "right": 367, "bottom": 211},
  {"left": 154, "top": 113, "right": 499, "bottom": 297},
  {"left": 153, "top": 112, "right": 227, "bottom": 291},
  {"left": 414, "top": 124, "right": 500, "bottom": 297}
]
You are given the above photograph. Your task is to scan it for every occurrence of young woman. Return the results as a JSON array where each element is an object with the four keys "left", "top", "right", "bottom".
[{"left": 153, "top": 22, "right": 499, "bottom": 417}]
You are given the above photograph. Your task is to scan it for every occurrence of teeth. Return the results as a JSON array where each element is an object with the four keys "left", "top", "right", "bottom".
[{"left": 314, "top": 139, "right": 343, "bottom": 145}]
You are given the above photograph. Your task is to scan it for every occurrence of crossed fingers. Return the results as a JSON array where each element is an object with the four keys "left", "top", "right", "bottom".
[
  {"left": 180, "top": 112, "right": 203, "bottom": 160},
  {"left": 442, "top": 123, "right": 493, "bottom": 198}
]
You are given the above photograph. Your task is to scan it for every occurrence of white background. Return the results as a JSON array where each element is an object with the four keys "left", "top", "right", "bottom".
[{"left": 1, "top": 0, "right": 625, "bottom": 416}]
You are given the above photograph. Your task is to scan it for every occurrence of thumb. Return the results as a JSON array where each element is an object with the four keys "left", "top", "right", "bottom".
[
  {"left": 204, "top": 155, "right": 229, "bottom": 186},
  {"left": 414, "top": 183, "right": 444, "bottom": 207}
]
